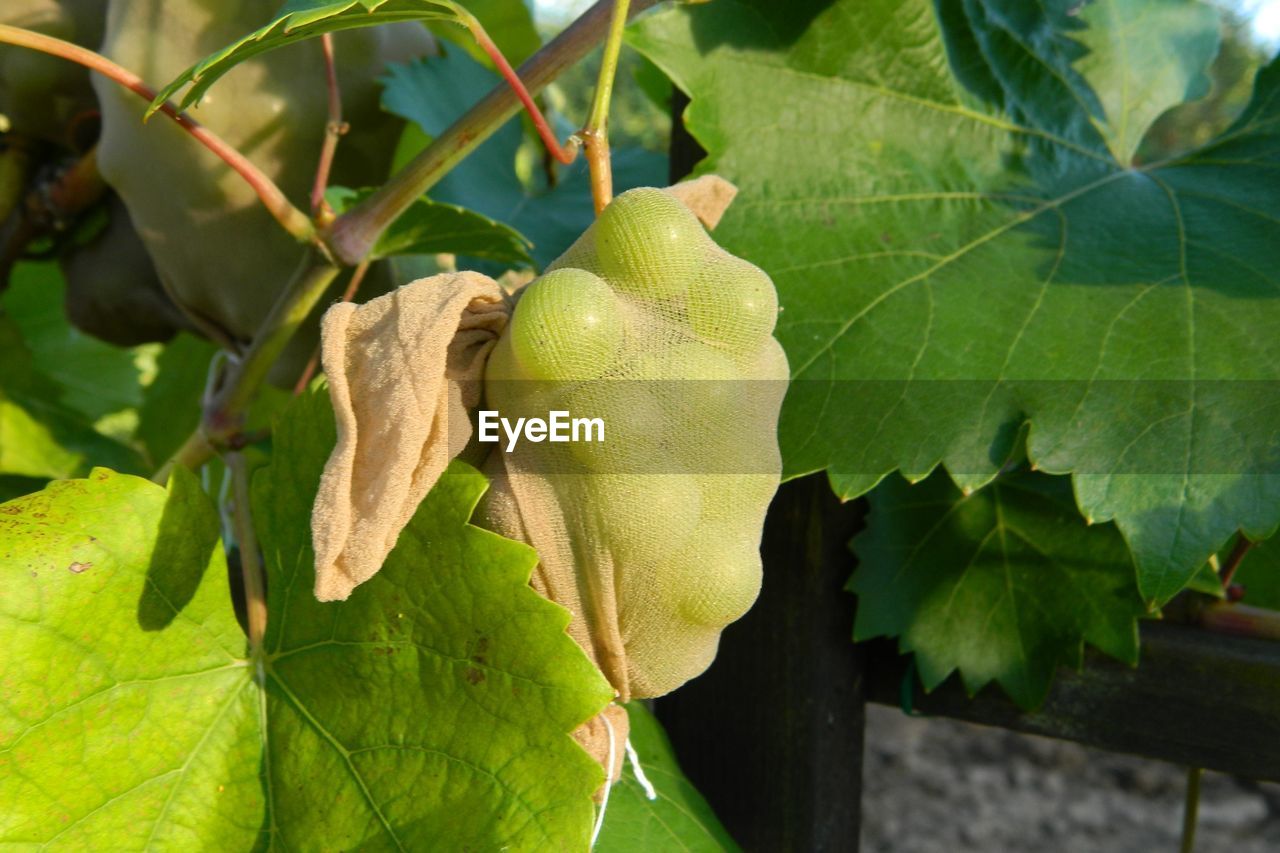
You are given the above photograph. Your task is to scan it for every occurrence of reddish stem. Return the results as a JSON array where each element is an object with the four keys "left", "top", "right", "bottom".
[
  {"left": 0, "top": 24, "right": 314, "bottom": 242},
  {"left": 1199, "top": 601, "right": 1280, "bottom": 641},
  {"left": 1219, "top": 534, "right": 1253, "bottom": 589},
  {"left": 291, "top": 258, "right": 372, "bottom": 395},
  {"left": 310, "top": 34, "right": 347, "bottom": 221},
  {"left": 459, "top": 13, "right": 578, "bottom": 165}
]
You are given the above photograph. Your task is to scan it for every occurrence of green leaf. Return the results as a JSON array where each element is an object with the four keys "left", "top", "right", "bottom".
[
  {"left": 328, "top": 186, "right": 533, "bottom": 263},
  {"left": 631, "top": 0, "right": 1280, "bottom": 603},
  {"left": 0, "top": 317, "right": 143, "bottom": 479},
  {"left": 0, "top": 393, "right": 82, "bottom": 479},
  {"left": 0, "top": 467, "right": 259, "bottom": 848},
  {"left": 151, "top": 0, "right": 469, "bottom": 112},
  {"left": 850, "top": 470, "right": 1147, "bottom": 709},
  {"left": 136, "top": 333, "right": 219, "bottom": 469},
  {"left": 1075, "top": 0, "right": 1220, "bottom": 164},
  {"left": 4, "top": 261, "right": 144, "bottom": 423},
  {"left": 250, "top": 389, "right": 613, "bottom": 848},
  {"left": 382, "top": 50, "right": 667, "bottom": 267},
  {"left": 596, "top": 704, "right": 739, "bottom": 852},
  {"left": 2, "top": 392, "right": 614, "bottom": 848}
]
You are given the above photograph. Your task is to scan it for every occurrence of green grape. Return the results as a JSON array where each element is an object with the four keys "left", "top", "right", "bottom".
[
  {"left": 751, "top": 335, "right": 791, "bottom": 381},
  {"left": 510, "top": 268, "right": 624, "bottom": 381},
  {"left": 688, "top": 254, "right": 778, "bottom": 354},
  {"left": 631, "top": 339, "right": 740, "bottom": 382},
  {"left": 631, "top": 340, "right": 742, "bottom": 438},
  {"left": 592, "top": 474, "right": 702, "bottom": 566},
  {"left": 564, "top": 378, "right": 666, "bottom": 471},
  {"left": 595, "top": 188, "right": 708, "bottom": 299},
  {"left": 622, "top": 614, "right": 720, "bottom": 699},
  {"left": 658, "top": 523, "right": 762, "bottom": 627}
]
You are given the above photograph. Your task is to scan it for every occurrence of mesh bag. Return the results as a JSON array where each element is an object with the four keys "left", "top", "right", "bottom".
[{"left": 479, "top": 182, "right": 788, "bottom": 701}]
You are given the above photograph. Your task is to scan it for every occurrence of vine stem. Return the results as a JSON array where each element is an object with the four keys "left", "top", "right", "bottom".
[
  {"left": 326, "top": 0, "right": 658, "bottom": 265},
  {"left": 1180, "top": 767, "right": 1202, "bottom": 853},
  {"left": 204, "top": 248, "right": 342, "bottom": 443},
  {"left": 1218, "top": 533, "right": 1253, "bottom": 589},
  {"left": 0, "top": 142, "right": 32, "bottom": 226},
  {"left": 310, "top": 34, "right": 347, "bottom": 222},
  {"left": 291, "top": 258, "right": 372, "bottom": 396},
  {"left": 151, "top": 430, "right": 215, "bottom": 486},
  {"left": 228, "top": 451, "right": 268, "bottom": 652},
  {"left": 1198, "top": 601, "right": 1280, "bottom": 640},
  {"left": 0, "top": 24, "right": 314, "bottom": 243},
  {"left": 582, "top": 0, "right": 632, "bottom": 214}
]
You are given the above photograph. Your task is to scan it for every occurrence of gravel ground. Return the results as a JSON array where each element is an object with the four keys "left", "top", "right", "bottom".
[{"left": 861, "top": 704, "right": 1280, "bottom": 853}]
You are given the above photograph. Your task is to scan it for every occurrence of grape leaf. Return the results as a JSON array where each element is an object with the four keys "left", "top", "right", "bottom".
[
  {"left": 596, "top": 703, "right": 739, "bottom": 852},
  {"left": 631, "top": 0, "right": 1280, "bottom": 603},
  {"left": 250, "top": 389, "right": 612, "bottom": 847},
  {"left": 0, "top": 316, "right": 143, "bottom": 480},
  {"left": 1, "top": 391, "right": 613, "bottom": 848},
  {"left": 327, "top": 186, "right": 533, "bottom": 263},
  {"left": 850, "top": 470, "right": 1147, "bottom": 709},
  {"left": 4, "top": 261, "right": 144, "bottom": 423},
  {"left": 150, "top": 0, "right": 470, "bottom": 111},
  {"left": 135, "top": 333, "right": 219, "bottom": 469},
  {"left": 1074, "top": 0, "right": 1219, "bottom": 164},
  {"left": 0, "top": 387, "right": 80, "bottom": 479},
  {"left": 0, "top": 467, "right": 258, "bottom": 848},
  {"left": 382, "top": 50, "right": 667, "bottom": 267}
]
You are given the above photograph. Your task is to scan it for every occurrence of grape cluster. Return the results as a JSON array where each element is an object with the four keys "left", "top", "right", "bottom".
[{"left": 485, "top": 188, "right": 787, "bottom": 698}]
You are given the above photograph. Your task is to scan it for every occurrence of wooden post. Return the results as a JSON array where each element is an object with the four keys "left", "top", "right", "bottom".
[{"left": 657, "top": 475, "right": 869, "bottom": 850}]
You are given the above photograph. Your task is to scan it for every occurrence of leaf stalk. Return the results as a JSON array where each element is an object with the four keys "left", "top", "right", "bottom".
[
  {"left": 310, "top": 33, "right": 347, "bottom": 222},
  {"left": 583, "top": 0, "right": 632, "bottom": 214},
  {"left": 228, "top": 451, "right": 268, "bottom": 652}
]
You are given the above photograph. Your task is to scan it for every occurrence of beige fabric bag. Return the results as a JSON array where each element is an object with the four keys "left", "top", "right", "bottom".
[{"left": 311, "top": 270, "right": 508, "bottom": 602}]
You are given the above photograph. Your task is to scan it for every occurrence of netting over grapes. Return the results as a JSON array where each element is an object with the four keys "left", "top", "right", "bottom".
[{"left": 481, "top": 185, "right": 788, "bottom": 702}]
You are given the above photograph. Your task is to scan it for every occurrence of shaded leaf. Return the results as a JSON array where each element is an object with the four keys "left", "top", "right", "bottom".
[
  {"left": 1232, "top": 537, "right": 1280, "bottom": 610},
  {"left": 850, "top": 470, "right": 1147, "bottom": 708},
  {"left": 597, "top": 703, "right": 739, "bottom": 852},
  {"left": 632, "top": 0, "right": 1280, "bottom": 603},
  {"left": 4, "top": 261, "right": 143, "bottom": 422},
  {"left": 0, "top": 317, "right": 143, "bottom": 479},
  {"left": 136, "top": 333, "right": 219, "bottom": 468},
  {"left": 328, "top": 186, "right": 533, "bottom": 263}
]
